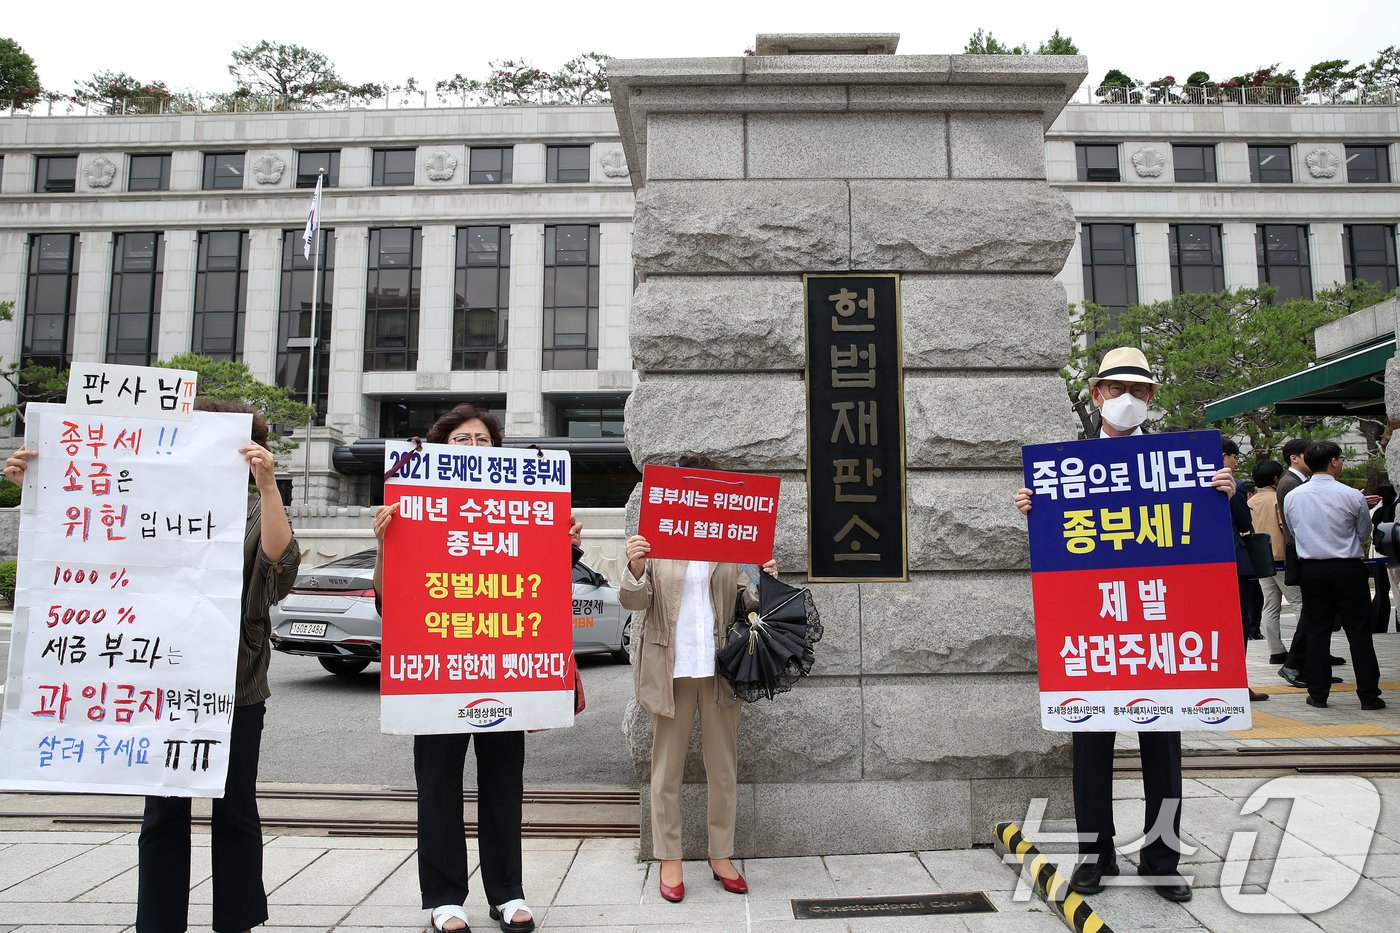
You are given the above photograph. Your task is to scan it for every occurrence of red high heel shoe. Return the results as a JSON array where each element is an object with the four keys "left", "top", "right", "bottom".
[
  {"left": 710, "top": 862, "right": 748, "bottom": 895},
  {"left": 659, "top": 873, "right": 685, "bottom": 902}
]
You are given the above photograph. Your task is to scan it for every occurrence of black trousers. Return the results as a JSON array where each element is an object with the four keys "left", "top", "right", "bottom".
[
  {"left": 1072, "top": 730, "right": 1183, "bottom": 874},
  {"left": 136, "top": 702, "right": 266, "bottom": 933},
  {"left": 1300, "top": 558, "right": 1382, "bottom": 705},
  {"left": 1282, "top": 601, "right": 1311, "bottom": 670},
  {"left": 1371, "top": 563, "right": 1392, "bottom": 634},
  {"left": 415, "top": 730, "right": 525, "bottom": 909}
]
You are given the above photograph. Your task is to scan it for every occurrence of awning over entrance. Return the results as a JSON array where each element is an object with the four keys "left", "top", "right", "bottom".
[{"left": 1204, "top": 337, "right": 1395, "bottom": 421}]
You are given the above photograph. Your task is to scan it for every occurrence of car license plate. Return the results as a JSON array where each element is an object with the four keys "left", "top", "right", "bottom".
[{"left": 289, "top": 622, "right": 327, "bottom": 637}]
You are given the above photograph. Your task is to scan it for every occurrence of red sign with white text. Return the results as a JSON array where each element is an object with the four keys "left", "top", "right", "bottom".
[
  {"left": 638, "top": 465, "right": 780, "bottom": 564},
  {"left": 379, "top": 443, "right": 575, "bottom": 735}
]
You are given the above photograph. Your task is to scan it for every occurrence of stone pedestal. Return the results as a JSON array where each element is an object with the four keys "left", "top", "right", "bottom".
[{"left": 611, "top": 35, "right": 1086, "bottom": 857}]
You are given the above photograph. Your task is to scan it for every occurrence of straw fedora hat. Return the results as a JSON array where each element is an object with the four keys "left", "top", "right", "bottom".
[{"left": 1088, "top": 346, "right": 1160, "bottom": 388}]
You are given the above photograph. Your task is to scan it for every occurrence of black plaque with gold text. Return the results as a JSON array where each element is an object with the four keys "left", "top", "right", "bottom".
[{"left": 804, "top": 274, "right": 907, "bottom": 582}]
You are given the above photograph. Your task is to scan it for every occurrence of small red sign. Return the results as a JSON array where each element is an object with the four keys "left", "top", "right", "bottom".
[{"left": 638, "top": 465, "right": 780, "bottom": 564}]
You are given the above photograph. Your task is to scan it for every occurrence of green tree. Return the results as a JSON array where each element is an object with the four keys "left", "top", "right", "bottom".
[
  {"left": 0, "top": 37, "right": 42, "bottom": 109},
  {"left": 1358, "top": 46, "right": 1400, "bottom": 97},
  {"left": 156, "top": 354, "right": 313, "bottom": 453},
  {"left": 0, "top": 300, "right": 69, "bottom": 430},
  {"left": 1035, "top": 29, "right": 1079, "bottom": 55},
  {"left": 964, "top": 29, "right": 1028, "bottom": 55},
  {"left": 549, "top": 52, "right": 610, "bottom": 104},
  {"left": 1064, "top": 281, "right": 1392, "bottom": 458},
  {"left": 1302, "top": 59, "right": 1359, "bottom": 96},
  {"left": 228, "top": 41, "right": 381, "bottom": 109},
  {"left": 75, "top": 70, "right": 173, "bottom": 114}
]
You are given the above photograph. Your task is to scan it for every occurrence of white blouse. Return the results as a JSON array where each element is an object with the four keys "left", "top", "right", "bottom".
[{"left": 672, "top": 561, "right": 716, "bottom": 679}]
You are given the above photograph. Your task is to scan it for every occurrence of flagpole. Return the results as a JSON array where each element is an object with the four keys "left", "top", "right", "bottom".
[{"left": 302, "top": 169, "right": 323, "bottom": 507}]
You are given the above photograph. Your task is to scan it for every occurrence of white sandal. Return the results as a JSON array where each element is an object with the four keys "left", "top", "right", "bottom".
[
  {"left": 430, "top": 904, "right": 470, "bottom": 932},
  {"left": 488, "top": 898, "right": 535, "bottom": 933}
]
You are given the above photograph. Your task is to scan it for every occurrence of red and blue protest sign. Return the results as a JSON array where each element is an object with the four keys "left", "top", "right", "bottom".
[{"left": 1023, "top": 430, "right": 1251, "bottom": 732}]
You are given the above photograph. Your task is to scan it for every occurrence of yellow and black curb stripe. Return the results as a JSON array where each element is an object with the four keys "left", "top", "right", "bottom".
[{"left": 994, "top": 821, "right": 1113, "bottom": 933}]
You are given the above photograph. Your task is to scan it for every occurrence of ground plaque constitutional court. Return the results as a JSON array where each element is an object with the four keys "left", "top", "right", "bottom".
[
  {"left": 804, "top": 274, "right": 907, "bottom": 582},
  {"left": 791, "top": 892, "right": 996, "bottom": 920}
]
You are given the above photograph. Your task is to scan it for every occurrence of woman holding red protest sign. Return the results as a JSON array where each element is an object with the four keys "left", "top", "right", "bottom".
[
  {"left": 621, "top": 453, "right": 779, "bottom": 905},
  {"left": 372, "top": 402, "right": 580, "bottom": 933}
]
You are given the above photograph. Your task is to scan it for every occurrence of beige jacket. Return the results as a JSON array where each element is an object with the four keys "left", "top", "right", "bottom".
[
  {"left": 1249, "top": 487, "right": 1286, "bottom": 561},
  {"left": 620, "top": 559, "right": 758, "bottom": 719}
]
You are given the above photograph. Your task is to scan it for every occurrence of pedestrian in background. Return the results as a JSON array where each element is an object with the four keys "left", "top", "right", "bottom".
[
  {"left": 1283, "top": 441, "right": 1384, "bottom": 711},
  {"left": 1249, "top": 459, "right": 1295, "bottom": 661}
]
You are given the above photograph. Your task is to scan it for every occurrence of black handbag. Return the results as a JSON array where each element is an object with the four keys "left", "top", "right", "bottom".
[{"left": 1242, "top": 532, "right": 1275, "bottom": 580}]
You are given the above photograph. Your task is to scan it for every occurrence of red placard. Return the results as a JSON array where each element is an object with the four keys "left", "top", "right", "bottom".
[{"left": 638, "top": 464, "right": 780, "bottom": 564}]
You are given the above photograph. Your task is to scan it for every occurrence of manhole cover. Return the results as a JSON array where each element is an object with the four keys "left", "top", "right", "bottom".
[{"left": 791, "top": 892, "right": 997, "bottom": 920}]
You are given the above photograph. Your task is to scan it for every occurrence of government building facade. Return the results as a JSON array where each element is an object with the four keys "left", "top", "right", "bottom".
[{"left": 2, "top": 92, "right": 1398, "bottom": 560}]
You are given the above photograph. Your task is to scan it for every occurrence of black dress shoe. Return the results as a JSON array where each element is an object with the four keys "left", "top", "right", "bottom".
[
  {"left": 1279, "top": 666, "right": 1306, "bottom": 687},
  {"left": 1069, "top": 859, "right": 1118, "bottom": 894},
  {"left": 1331, "top": 676, "right": 1343, "bottom": 684},
  {"left": 1331, "top": 656, "right": 1346, "bottom": 666},
  {"left": 1139, "top": 866, "right": 1192, "bottom": 902},
  {"left": 1269, "top": 653, "right": 1288, "bottom": 664},
  {"left": 1306, "top": 696, "right": 1328, "bottom": 708},
  {"left": 1362, "top": 698, "right": 1387, "bottom": 711}
]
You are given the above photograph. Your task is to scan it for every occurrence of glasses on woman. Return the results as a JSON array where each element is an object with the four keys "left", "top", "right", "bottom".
[
  {"left": 449, "top": 433, "right": 494, "bottom": 446},
  {"left": 1099, "top": 381, "right": 1153, "bottom": 400}
]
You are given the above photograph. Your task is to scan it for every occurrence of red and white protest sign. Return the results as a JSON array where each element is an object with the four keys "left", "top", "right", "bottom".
[
  {"left": 638, "top": 464, "right": 780, "bottom": 564},
  {"left": 380, "top": 443, "right": 575, "bottom": 734}
]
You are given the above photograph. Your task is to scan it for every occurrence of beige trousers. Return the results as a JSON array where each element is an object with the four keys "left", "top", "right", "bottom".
[{"left": 649, "top": 676, "right": 743, "bottom": 861}]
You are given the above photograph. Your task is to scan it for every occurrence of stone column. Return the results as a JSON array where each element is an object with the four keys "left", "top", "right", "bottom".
[
  {"left": 505, "top": 224, "right": 546, "bottom": 437},
  {"left": 327, "top": 226, "right": 369, "bottom": 437},
  {"left": 73, "top": 231, "right": 114, "bottom": 362},
  {"left": 611, "top": 34, "right": 1084, "bottom": 858},
  {"left": 241, "top": 229, "right": 282, "bottom": 382},
  {"left": 157, "top": 230, "right": 198, "bottom": 360}
]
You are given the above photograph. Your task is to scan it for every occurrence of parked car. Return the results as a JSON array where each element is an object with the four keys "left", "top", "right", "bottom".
[{"left": 270, "top": 549, "right": 632, "bottom": 676}]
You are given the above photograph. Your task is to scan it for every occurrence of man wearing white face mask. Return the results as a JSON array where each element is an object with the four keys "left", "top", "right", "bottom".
[{"left": 1013, "top": 345, "right": 1238, "bottom": 905}]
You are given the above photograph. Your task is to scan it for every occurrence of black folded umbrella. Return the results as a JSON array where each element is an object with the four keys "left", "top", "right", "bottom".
[{"left": 717, "top": 573, "right": 824, "bottom": 702}]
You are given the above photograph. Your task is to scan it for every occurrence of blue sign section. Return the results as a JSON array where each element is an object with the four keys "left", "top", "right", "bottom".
[{"left": 1022, "top": 431, "right": 1234, "bottom": 573}]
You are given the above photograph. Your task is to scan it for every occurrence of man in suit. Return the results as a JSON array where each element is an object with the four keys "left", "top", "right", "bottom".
[
  {"left": 1276, "top": 439, "right": 1345, "bottom": 686},
  {"left": 1283, "top": 441, "right": 1384, "bottom": 711},
  {"left": 1014, "top": 346, "right": 1236, "bottom": 904}
]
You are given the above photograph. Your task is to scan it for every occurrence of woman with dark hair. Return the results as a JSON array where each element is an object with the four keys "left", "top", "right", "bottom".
[
  {"left": 5, "top": 399, "right": 301, "bottom": 933},
  {"left": 620, "top": 453, "right": 779, "bottom": 904},
  {"left": 372, "top": 402, "right": 579, "bottom": 933},
  {"left": 1250, "top": 459, "right": 1293, "bottom": 659}
]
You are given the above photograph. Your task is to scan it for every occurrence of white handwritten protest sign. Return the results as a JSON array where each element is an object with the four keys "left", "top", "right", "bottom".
[
  {"left": 67, "top": 362, "right": 198, "bottom": 421},
  {"left": 0, "top": 397, "right": 249, "bottom": 796}
]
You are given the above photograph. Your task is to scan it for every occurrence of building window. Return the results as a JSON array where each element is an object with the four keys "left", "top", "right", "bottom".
[
  {"left": 1346, "top": 145, "right": 1391, "bottom": 183},
  {"left": 469, "top": 147, "right": 514, "bottom": 184},
  {"left": 202, "top": 152, "right": 246, "bottom": 190},
  {"left": 372, "top": 148, "right": 416, "bottom": 186},
  {"left": 543, "top": 224, "right": 600, "bottom": 370},
  {"left": 193, "top": 231, "right": 249, "bottom": 359},
  {"left": 1074, "top": 144, "right": 1120, "bottom": 182},
  {"left": 454, "top": 226, "right": 509, "bottom": 370},
  {"left": 1256, "top": 225, "right": 1312, "bottom": 301},
  {"left": 379, "top": 397, "right": 504, "bottom": 441},
  {"left": 23, "top": 233, "right": 79, "bottom": 369},
  {"left": 1172, "top": 145, "right": 1217, "bottom": 183},
  {"left": 35, "top": 155, "right": 78, "bottom": 193},
  {"left": 1344, "top": 225, "right": 1398, "bottom": 292},
  {"left": 278, "top": 229, "right": 336, "bottom": 422},
  {"left": 127, "top": 153, "right": 171, "bottom": 192},
  {"left": 365, "top": 227, "right": 422, "bottom": 371},
  {"left": 1080, "top": 224, "right": 1138, "bottom": 321},
  {"left": 1168, "top": 224, "right": 1225, "bottom": 296},
  {"left": 546, "top": 145, "right": 592, "bottom": 183},
  {"left": 107, "top": 233, "right": 164, "bottom": 365},
  {"left": 1248, "top": 145, "right": 1292, "bottom": 183},
  {"left": 555, "top": 403, "right": 624, "bottom": 438},
  {"left": 296, "top": 150, "right": 340, "bottom": 188}
]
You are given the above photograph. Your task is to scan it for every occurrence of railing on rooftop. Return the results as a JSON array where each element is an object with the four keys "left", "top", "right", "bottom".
[
  {"left": 1, "top": 90, "right": 604, "bottom": 116},
  {"left": 2, "top": 83, "right": 1394, "bottom": 116},
  {"left": 1077, "top": 83, "right": 1397, "bottom": 106}
]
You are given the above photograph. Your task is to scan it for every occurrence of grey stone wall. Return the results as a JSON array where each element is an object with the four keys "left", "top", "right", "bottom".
[{"left": 611, "top": 41, "right": 1084, "bottom": 857}]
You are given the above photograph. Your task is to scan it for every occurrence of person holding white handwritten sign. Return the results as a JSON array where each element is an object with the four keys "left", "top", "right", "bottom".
[
  {"left": 5, "top": 399, "right": 300, "bottom": 933},
  {"left": 621, "top": 453, "right": 779, "bottom": 905},
  {"left": 372, "top": 402, "right": 581, "bottom": 933}
]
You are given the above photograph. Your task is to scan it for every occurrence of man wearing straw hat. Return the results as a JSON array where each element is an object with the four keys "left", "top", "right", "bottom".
[{"left": 1014, "top": 346, "right": 1237, "bottom": 904}]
